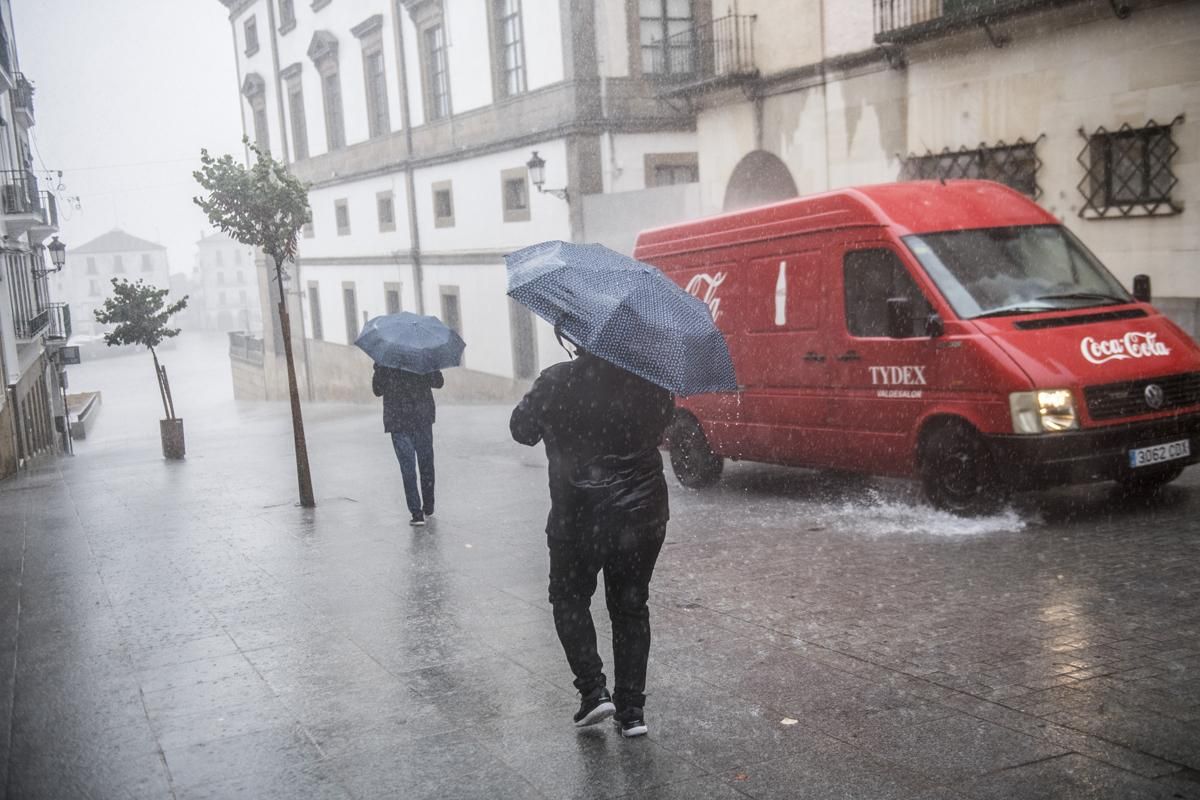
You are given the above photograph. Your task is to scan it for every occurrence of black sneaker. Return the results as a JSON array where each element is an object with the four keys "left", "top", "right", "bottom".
[
  {"left": 423, "top": 508, "right": 434, "bottom": 519},
  {"left": 614, "top": 707, "right": 647, "bottom": 738},
  {"left": 573, "top": 688, "right": 615, "bottom": 727},
  {"left": 409, "top": 513, "right": 426, "bottom": 527}
]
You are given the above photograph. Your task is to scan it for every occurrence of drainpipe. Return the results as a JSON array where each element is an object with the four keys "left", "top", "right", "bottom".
[{"left": 393, "top": 0, "right": 425, "bottom": 315}]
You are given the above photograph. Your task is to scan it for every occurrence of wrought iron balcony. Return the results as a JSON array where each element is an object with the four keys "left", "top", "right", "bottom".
[
  {"left": 5, "top": 251, "right": 50, "bottom": 341},
  {"left": 1, "top": 169, "right": 42, "bottom": 216},
  {"left": 47, "top": 303, "right": 71, "bottom": 342},
  {"left": 874, "top": 0, "right": 1062, "bottom": 43},
  {"left": 649, "top": 13, "right": 758, "bottom": 94},
  {"left": 13, "top": 73, "right": 34, "bottom": 127}
]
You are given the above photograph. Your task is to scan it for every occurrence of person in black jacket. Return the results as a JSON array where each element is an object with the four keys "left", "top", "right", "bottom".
[
  {"left": 373, "top": 365, "right": 444, "bottom": 526},
  {"left": 510, "top": 350, "right": 674, "bottom": 738}
]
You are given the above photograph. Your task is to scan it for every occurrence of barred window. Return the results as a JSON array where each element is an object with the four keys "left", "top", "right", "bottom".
[
  {"left": 901, "top": 137, "right": 1043, "bottom": 199},
  {"left": 1077, "top": 117, "right": 1183, "bottom": 219}
]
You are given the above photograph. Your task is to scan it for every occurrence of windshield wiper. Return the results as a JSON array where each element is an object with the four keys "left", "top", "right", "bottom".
[
  {"left": 971, "top": 305, "right": 1055, "bottom": 320},
  {"left": 1032, "top": 292, "right": 1127, "bottom": 305}
]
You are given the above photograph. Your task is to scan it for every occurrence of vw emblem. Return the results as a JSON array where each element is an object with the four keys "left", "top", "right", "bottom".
[{"left": 1144, "top": 383, "right": 1165, "bottom": 410}]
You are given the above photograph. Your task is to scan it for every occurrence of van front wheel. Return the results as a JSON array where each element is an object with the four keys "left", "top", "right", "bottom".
[
  {"left": 921, "top": 423, "right": 1008, "bottom": 515},
  {"left": 670, "top": 414, "right": 723, "bottom": 488}
]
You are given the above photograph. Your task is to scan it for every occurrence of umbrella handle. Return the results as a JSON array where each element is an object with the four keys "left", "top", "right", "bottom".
[{"left": 553, "top": 319, "right": 576, "bottom": 359}]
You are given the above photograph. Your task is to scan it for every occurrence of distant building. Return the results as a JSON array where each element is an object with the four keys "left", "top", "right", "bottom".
[
  {"left": 0, "top": 0, "right": 70, "bottom": 477},
  {"left": 55, "top": 230, "right": 173, "bottom": 338},
  {"left": 192, "top": 231, "right": 261, "bottom": 333}
]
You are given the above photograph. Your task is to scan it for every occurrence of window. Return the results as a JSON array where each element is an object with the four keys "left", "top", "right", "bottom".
[
  {"left": 243, "top": 73, "right": 270, "bottom": 152},
  {"left": 342, "top": 282, "right": 359, "bottom": 344},
  {"left": 308, "top": 282, "right": 323, "bottom": 340},
  {"left": 640, "top": 0, "right": 694, "bottom": 76},
  {"left": 308, "top": 31, "right": 344, "bottom": 150},
  {"left": 501, "top": 167, "right": 530, "bottom": 223},
  {"left": 440, "top": 286, "right": 462, "bottom": 336},
  {"left": 1078, "top": 117, "right": 1183, "bottom": 218},
  {"left": 353, "top": 15, "right": 390, "bottom": 137},
  {"left": 901, "top": 137, "right": 1043, "bottom": 199},
  {"left": 843, "top": 249, "right": 932, "bottom": 338},
  {"left": 432, "top": 180, "right": 454, "bottom": 228},
  {"left": 335, "top": 199, "right": 350, "bottom": 235},
  {"left": 645, "top": 152, "right": 699, "bottom": 187},
  {"left": 423, "top": 24, "right": 451, "bottom": 121},
  {"left": 141, "top": 254, "right": 154, "bottom": 272},
  {"left": 376, "top": 192, "right": 396, "bottom": 232},
  {"left": 385, "top": 282, "right": 402, "bottom": 315},
  {"left": 86, "top": 257, "right": 97, "bottom": 275},
  {"left": 491, "top": 0, "right": 526, "bottom": 98},
  {"left": 113, "top": 255, "right": 124, "bottom": 274},
  {"left": 282, "top": 64, "right": 309, "bottom": 160},
  {"left": 278, "top": 0, "right": 296, "bottom": 32},
  {"left": 244, "top": 16, "right": 259, "bottom": 55}
]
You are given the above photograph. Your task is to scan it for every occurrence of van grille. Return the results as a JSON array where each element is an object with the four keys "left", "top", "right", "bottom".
[
  {"left": 1084, "top": 372, "right": 1200, "bottom": 420},
  {"left": 1013, "top": 308, "right": 1147, "bottom": 330}
]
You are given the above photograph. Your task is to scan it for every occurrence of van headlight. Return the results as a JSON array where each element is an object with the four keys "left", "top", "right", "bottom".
[{"left": 1009, "top": 390, "right": 1079, "bottom": 434}]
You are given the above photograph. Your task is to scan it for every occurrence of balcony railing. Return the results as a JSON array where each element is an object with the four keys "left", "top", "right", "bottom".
[
  {"left": 229, "top": 331, "right": 265, "bottom": 365},
  {"left": 1, "top": 169, "right": 42, "bottom": 217},
  {"left": 47, "top": 302, "right": 71, "bottom": 342},
  {"left": 649, "top": 13, "right": 757, "bottom": 90},
  {"left": 13, "top": 73, "right": 34, "bottom": 125},
  {"left": 874, "top": 0, "right": 1055, "bottom": 41},
  {"left": 6, "top": 252, "right": 50, "bottom": 341}
]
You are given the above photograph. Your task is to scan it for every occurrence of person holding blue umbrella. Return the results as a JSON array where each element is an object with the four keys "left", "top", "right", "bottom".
[
  {"left": 506, "top": 241, "right": 736, "bottom": 738},
  {"left": 356, "top": 312, "right": 465, "bottom": 527}
]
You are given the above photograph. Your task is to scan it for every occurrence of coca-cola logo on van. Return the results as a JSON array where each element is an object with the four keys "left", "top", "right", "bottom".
[
  {"left": 1080, "top": 332, "right": 1171, "bottom": 365},
  {"left": 685, "top": 272, "right": 727, "bottom": 322}
]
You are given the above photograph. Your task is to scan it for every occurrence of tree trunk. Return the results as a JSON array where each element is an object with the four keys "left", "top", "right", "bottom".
[
  {"left": 149, "top": 347, "right": 172, "bottom": 420},
  {"left": 274, "top": 258, "right": 315, "bottom": 508}
]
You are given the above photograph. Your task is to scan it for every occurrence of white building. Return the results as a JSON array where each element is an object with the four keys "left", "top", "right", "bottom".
[
  {"left": 0, "top": 0, "right": 69, "bottom": 477},
  {"left": 217, "top": 0, "right": 1200, "bottom": 403},
  {"left": 192, "top": 231, "right": 262, "bottom": 332},
  {"left": 57, "top": 230, "right": 172, "bottom": 338}
]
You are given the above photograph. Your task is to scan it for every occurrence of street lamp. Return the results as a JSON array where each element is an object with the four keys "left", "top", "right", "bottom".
[
  {"left": 525, "top": 151, "right": 568, "bottom": 201},
  {"left": 34, "top": 236, "right": 66, "bottom": 278}
]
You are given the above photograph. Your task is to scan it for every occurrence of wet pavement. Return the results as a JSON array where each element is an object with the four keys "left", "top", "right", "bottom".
[{"left": 2, "top": 332, "right": 1200, "bottom": 799}]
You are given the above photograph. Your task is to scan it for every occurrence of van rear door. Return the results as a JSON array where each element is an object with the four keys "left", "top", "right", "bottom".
[{"left": 827, "top": 243, "right": 941, "bottom": 475}]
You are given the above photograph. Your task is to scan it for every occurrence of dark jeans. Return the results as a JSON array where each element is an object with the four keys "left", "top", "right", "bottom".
[
  {"left": 548, "top": 522, "right": 667, "bottom": 711},
  {"left": 391, "top": 426, "right": 434, "bottom": 515}
]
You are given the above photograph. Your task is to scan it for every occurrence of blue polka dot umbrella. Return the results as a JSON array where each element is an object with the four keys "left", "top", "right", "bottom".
[
  {"left": 505, "top": 240, "right": 737, "bottom": 396},
  {"left": 354, "top": 312, "right": 464, "bottom": 373}
]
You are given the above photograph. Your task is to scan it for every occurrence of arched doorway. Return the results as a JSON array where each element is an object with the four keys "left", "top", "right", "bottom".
[{"left": 722, "top": 150, "right": 799, "bottom": 212}]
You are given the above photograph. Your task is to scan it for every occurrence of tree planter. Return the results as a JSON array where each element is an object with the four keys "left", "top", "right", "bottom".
[{"left": 160, "top": 418, "right": 185, "bottom": 460}]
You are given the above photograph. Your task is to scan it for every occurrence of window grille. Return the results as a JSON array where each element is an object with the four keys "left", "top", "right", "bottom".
[
  {"left": 900, "top": 136, "right": 1043, "bottom": 199},
  {"left": 424, "top": 25, "right": 451, "bottom": 120},
  {"left": 493, "top": 0, "right": 526, "bottom": 97},
  {"left": 641, "top": 0, "right": 695, "bottom": 76},
  {"left": 1077, "top": 116, "right": 1183, "bottom": 219}
]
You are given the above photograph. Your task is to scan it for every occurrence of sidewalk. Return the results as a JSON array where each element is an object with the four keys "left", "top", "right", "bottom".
[{"left": 2, "top": 336, "right": 1199, "bottom": 799}]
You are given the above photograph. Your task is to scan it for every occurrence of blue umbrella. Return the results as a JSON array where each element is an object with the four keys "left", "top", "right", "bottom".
[
  {"left": 354, "top": 312, "right": 465, "bottom": 373},
  {"left": 505, "top": 240, "right": 737, "bottom": 396}
]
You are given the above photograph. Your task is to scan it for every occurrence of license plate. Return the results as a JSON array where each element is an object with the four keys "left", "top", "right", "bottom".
[{"left": 1128, "top": 439, "right": 1191, "bottom": 468}]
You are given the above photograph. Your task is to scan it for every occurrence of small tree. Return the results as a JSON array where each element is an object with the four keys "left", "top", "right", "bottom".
[
  {"left": 193, "top": 137, "right": 315, "bottom": 507},
  {"left": 94, "top": 278, "right": 188, "bottom": 421}
]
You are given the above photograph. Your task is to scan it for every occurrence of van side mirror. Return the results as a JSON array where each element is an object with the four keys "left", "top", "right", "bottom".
[
  {"left": 1132, "top": 274, "right": 1151, "bottom": 303},
  {"left": 925, "top": 313, "right": 945, "bottom": 338},
  {"left": 886, "top": 298, "right": 913, "bottom": 339}
]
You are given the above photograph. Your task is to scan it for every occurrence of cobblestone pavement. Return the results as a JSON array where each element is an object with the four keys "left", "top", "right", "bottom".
[{"left": 2, "top": 335, "right": 1199, "bottom": 799}]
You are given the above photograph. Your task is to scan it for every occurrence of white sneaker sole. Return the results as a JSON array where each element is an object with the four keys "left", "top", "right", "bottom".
[
  {"left": 619, "top": 722, "right": 648, "bottom": 738},
  {"left": 575, "top": 701, "right": 615, "bottom": 727}
]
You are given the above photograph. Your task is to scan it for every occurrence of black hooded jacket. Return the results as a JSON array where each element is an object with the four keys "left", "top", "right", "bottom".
[
  {"left": 373, "top": 365, "right": 444, "bottom": 432},
  {"left": 510, "top": 353, "right": 674, "bottom": 538}
]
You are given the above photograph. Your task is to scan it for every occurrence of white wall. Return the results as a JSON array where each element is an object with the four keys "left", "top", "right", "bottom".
[
  {"left": 302, "top": 172, "right": 413, "bottom": 259},
  {"left": 601, "top": 131, "right": 700, "bottom": 193}
]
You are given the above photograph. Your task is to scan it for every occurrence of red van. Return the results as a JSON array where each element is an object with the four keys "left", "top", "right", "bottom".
[{"left": 633, "top": 181, "right": 1200, "bottom": 513}]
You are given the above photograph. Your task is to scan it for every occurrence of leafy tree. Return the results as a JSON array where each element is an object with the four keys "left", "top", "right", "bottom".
[
  {"left": 93, "top": 278, "right": 188, "bottom": 420},
  {"left": 192, "top": 136, "right": 315, "bottom": 507}
]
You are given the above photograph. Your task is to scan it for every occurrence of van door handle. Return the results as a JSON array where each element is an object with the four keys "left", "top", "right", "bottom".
[
  {"left": 803, "top": 352, "right": 826, "bottom": 363},
  {"left": 836, "top": 350, "right": 862, "bottom": 362}
]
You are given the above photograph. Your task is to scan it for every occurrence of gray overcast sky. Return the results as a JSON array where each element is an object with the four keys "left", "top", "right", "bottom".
[{"left": 13, "top": 0, "right": 244, "bottom": 276}]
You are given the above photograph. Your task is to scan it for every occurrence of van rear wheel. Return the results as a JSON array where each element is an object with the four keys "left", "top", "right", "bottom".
[
  {"left": 921, "top": 423, "right": 1008, "bottom": 516},
  {"left": 670, "top": 414, "right": 723, "bottom": 488}
]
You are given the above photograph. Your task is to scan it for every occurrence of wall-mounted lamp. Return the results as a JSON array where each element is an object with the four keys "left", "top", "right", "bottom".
[
  {"left": 526, "top": 151, "right": 568, "bottom": 202},
  {"left": 34, "top": 236, "right": 66, "bottom": 278}
]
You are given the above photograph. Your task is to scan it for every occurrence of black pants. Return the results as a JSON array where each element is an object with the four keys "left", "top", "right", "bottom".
[{"left": 547, "top": 522, "right": 667, "bottom": 711}]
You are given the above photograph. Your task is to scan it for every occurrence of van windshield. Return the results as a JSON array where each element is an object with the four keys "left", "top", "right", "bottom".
[{"left": 903, "top": 225, "right": 1131, "bottom": 320}]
